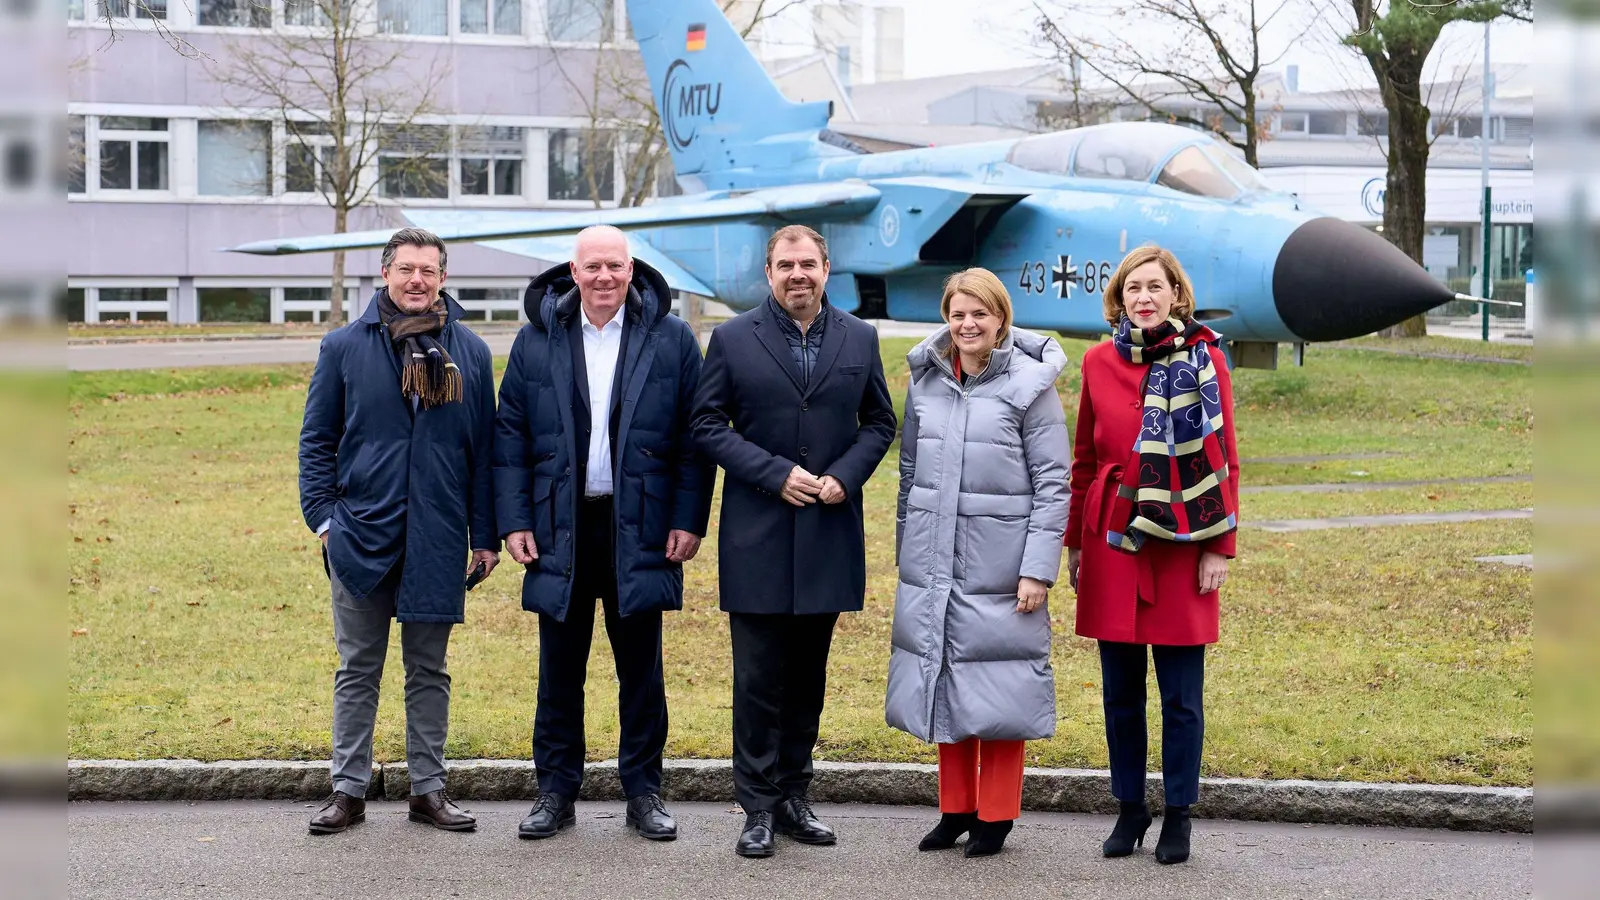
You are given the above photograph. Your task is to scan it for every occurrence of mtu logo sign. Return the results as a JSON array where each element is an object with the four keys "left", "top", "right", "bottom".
[
  {"left": 663, "top": 59, "right": 723, "bottom": 151},
  {"left": 1361, "top": 177, "right": 1386, "bottom": 217}
]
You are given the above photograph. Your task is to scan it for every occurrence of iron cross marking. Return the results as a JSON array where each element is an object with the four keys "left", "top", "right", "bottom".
[{"left": 1051, "top": 254, "right": 1080, "bottom": 299}]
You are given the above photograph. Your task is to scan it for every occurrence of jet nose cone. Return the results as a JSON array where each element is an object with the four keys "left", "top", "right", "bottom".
[{"left": 1272, "top": 217, "right": 1454, "bottom": 342}]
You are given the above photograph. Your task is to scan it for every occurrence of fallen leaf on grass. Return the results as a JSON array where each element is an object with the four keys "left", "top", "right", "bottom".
[
  {"left": 215, "top": 717, "right": 232, "bottom": 726},
  {"left": 274, "top": 604, "right": 291, "bottom": 612},
  {"left": 71, "top": 628, "right": 89, "bottom": 637},
  {"left": 186, "top": 601, "right": 202, "bottom": 607}
]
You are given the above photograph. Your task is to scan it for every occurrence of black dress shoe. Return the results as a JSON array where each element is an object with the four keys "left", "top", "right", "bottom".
[
  {"left": 308, "top": 791, "right": 365, "bottom": 835},
  {"left": 625, "top": 794, "right": 678, "bottom": 841},
  {"left": 1103, "top": 801, "right": 1153, "bottom": 857},
  {"left": 918, "top": 811, "right": 979, "bottom": 851},
  {"left": 963, "top": 819, "right": 1014, "bottom": 858},
  {"left": 517, "top": 792, "right": 575, "bottom": 839},
  {"left": 1154, "top": 805, "right": 1192, "bottom": 864},
  {"left": 408, "top": 790, "right": 477, "bottom": 831},
  {"left": 736, "top": 810, "right": 776, "bottom": 858},
  {"left": 775, "top": 795, "right": 836, "bottom": 845}
]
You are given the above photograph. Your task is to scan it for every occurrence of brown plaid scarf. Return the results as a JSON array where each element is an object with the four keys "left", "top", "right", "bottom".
[{"left": 376, "top": 291, "right": 462, "bottom": 409}]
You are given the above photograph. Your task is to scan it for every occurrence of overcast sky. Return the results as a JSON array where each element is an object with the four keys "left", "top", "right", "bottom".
[{"left": 769, "top": 0, "right": 1534, "bottom": 93}]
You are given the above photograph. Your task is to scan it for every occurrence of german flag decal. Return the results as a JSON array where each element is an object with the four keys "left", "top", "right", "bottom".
[{"left": 686, "top": 23, "right": 706, "bottom": 51}]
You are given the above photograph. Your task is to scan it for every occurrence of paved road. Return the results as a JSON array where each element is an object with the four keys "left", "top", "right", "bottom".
[{"left": 68, "top": 800, "right": 1529, "bottom": 900}]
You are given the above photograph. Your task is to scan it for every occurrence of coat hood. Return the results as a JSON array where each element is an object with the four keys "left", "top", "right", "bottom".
[
  {"left": 907, "top": 325, "right": 1067, "bottom": 405},
  {"left": 524, "top": 256, "right": 674, "bottom": 333}
]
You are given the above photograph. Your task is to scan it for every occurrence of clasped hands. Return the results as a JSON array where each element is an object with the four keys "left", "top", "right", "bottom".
[{"left": 781, "top": 466, "right": 846, "bottom": 507}]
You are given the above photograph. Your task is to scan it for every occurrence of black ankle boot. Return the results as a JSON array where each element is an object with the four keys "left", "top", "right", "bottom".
[
  {"left": 1154, "top": 805, "right": 1192, "bottom": 864},
  {"left": 962, "top": 818, "right": 1014, "bottom": 857},
  {"left": 918, "top": 811, "right": 978, "bottom": 851},
  {"left": 1102, "top": 801, "right": 1153, "bottom": 857}
]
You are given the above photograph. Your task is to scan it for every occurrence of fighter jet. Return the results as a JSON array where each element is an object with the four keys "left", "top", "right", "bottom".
[{"left": 231, "top": 0, "right": 1483, "bottom": 367}]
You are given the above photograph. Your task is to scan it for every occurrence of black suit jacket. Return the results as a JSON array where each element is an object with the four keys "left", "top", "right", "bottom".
[{"left": 690, "top": 297, "right": 897, "bottom": 615}]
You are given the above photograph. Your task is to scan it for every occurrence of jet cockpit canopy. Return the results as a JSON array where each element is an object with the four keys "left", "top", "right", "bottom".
[{"left": 1005, "top": 122, "right": 1271, "bottom": 200}]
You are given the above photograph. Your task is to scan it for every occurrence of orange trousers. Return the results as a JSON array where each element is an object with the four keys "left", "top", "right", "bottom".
[{"left": 937, "top": 738, "right": 1026, "bottom": 822}]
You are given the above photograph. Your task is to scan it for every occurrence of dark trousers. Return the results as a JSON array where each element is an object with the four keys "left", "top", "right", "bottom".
[
  {"left": 1098, "top": 640, "right": 1206, "bottom": 807},
  {"left": 534, "top": 496, "right": 668, "bottom": 800},
  {"left": 729, "top": 611, "right": 839, "bottom": 813}
]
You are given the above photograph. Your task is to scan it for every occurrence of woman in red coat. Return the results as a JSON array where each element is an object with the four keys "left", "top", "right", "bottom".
[{"left": 1066, "top": 245, "right": 1239, "bottom": 866}]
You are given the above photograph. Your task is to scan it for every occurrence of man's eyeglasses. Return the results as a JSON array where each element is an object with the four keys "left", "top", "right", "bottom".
[{"left": 393, "top": 265, "right": 442, "bottom": 280}]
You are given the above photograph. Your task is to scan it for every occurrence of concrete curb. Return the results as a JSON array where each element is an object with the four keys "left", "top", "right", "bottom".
[{"left": 67, "top": 759, "right": 1529, "bottom": 833}]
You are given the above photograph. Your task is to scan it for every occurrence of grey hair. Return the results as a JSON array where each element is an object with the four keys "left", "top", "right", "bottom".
[{"left": 381, "top": 227, "right": 448, "bottom": 271}]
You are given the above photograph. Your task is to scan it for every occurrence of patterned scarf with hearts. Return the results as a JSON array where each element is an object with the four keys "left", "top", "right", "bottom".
[{"left": 1105, "top": 314, "right": 1237, "bottom": 552}]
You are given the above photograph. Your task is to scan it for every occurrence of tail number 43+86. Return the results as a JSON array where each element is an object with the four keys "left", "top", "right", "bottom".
[{"left": 1018, "top": 255, "right": 1111, "bottom": 299}]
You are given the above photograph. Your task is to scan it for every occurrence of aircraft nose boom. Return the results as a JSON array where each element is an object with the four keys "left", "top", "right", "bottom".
[{"left": 1271, "top": 217, "right": 1454, "bottom": 342}]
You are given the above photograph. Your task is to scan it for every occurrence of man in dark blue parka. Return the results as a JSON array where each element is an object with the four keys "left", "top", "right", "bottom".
[
  {"left": 494, "top": 226, "right": 713, "bottom": 842},
  {"left": 299, "top": 228, "right": 500, "bottom": 835}
]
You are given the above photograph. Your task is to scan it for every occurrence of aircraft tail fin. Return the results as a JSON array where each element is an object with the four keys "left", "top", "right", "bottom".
[{"left": 626, "top": 0, "right": 831, "bottom": 185}]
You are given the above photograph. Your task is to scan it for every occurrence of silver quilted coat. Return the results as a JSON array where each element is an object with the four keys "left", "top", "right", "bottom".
[{"left": 886, "top": 326, "right": 1070, "bottom": 743}]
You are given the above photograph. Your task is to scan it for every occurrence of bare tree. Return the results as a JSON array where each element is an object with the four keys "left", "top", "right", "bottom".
[
  {"left": 204, "top": 1, "right": 451, "bottom": 326},
  {"left": 1031, "top": 53, "right": 1121, "bottom": 132},
  {"left": 1339, "top": 0, "right": 1529, "bottom": 337},
  {"left": 1034, "top": 0, "right": 1318, "bottom": 166}
]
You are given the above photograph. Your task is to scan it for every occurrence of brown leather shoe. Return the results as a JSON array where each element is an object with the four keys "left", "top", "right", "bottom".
[
  {"left": 308, "top": 791, "right": 365, "bottom": 834},
  {"left": 408, "top": 790, "right": 477, "bottom": 831}
]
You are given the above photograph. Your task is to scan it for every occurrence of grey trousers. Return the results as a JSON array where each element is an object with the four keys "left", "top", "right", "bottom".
[{"left": 329, "top": 565, "right": 454, "bottom": 798}]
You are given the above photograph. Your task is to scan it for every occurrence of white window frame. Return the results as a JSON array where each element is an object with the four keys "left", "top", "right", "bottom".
[
  {"left": 451, "top": 282, "right": 527, "bottom": 321},
  {"left": 73, "top": 284, "right": 177, "bottom": 324},
  {"left": 1276, "top": 112, "right": 1309, "bottom": 135},
  {"left": 94, "top": 115, "right": 174, "bottom": 195},
  {"left": 377, "top": 123, "right": 453, "bottom": 202},
  {"left": 455, "top": 124, "right": 529, "bottom": 201}
]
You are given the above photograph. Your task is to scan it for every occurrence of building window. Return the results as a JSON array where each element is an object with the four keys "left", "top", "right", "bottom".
[
  {"left": 379, "top": 125, "right": 450, "bottom": 199},
  {"left": 461, "top": 0, "right": 520, "bottom": 34},
  {"left": 98, "top": 117, "right": 169, "bottom": 192},
  {"left": 546, "top": 0, "right": 614, "bottom": 42},
  {"left": 69, "top": 0, "right": 84, "bottom": 19},
  {"left": 458, "top": 126, "right": 523, "bottom": 196},
  {"left": 548, "top": 128, "right": 615, "bottom": 201},
  {"left": 198, "top": 121, "right": 271, "bottom": 196},
  {"left": 283, "top": 0, "right": 331, "bottom": 26},
  {"left": 377, "top": 0, "right": 448, "bottom": 35},
  {"left": 1308, "top": 111, "right": 1345, "bottom": 135},
  {"left": 1502, "top": 116, "right": 1531, "bottom": 142},
  {"left": 63, "top": 288, "right": 86, "bottom": 322},
  {"left": 455, "top": 287, "right": 522, "bottom": 321},
  {"left": 198, "top": 287, "right": 272, "bottom": 322},
  {"left": 1357, "top": 112, "right": 1388, "bottom": 136},
  {"left": 198, "top": 0, "right": 269, "bottom": 26},
  {"left": 1277, "top": 112, "right": 1308, "bottom": 134},
  {"left": 68, "top": 117, "right": 86, "bottom": 194},
  {"left": 101, "top": 0, "right": 168, "bottom": 18},
  {"left": 97, "top": 287, "right": 171, "bottom": 322}
]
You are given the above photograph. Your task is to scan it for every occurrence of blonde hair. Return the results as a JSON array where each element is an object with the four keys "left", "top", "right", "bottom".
[
  {"left": 1101, "top": 245, "right": 1197, "bottom": 326},
  {"left": 940, "top": 267, "right": 1014, "bottom": 361}
]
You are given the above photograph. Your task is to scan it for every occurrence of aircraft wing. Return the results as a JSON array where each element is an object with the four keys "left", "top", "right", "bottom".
[{"left": 225, "top": 183, "right": 883, "bottom": 256}]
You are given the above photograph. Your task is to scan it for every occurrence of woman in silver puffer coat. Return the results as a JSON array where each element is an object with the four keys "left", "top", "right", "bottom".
[{"left": 886, "top": 267, "right": 1070, "bottom": 857}]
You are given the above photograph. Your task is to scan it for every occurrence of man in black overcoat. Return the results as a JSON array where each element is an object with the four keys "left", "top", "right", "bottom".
[{"left": 691, "top": 224, "right": 897, "bottom": 858}]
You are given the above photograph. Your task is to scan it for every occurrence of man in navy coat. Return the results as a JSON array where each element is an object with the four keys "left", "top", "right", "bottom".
[
  {"left": 691, "top": 224, "right": 898, "bottom": 858},
  {"left": 299, "top": 228, "right": 500, "bottom": 835},
  {"left": 494, "top": 226, "right": 713, "bottom": 842}
]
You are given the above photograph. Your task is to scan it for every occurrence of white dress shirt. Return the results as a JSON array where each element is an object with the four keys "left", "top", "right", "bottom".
[{"left": 581, "top": 305, "right": 625, "bottom": 497}]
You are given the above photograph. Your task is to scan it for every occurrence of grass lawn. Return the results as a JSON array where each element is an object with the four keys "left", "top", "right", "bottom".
[{"left": 67, "top": 337, "right": 1531, "bottom": 785}]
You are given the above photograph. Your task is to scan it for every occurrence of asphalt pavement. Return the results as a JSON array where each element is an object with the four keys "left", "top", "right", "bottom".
[{"left": 68, "top": 800, "right": 1530, "bottom": 900}]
